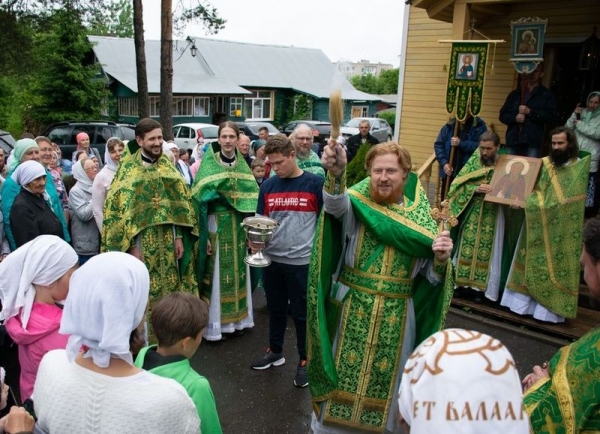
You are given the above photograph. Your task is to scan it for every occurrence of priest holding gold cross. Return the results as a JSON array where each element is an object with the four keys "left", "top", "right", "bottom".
[{"left": 307, "top": 137, "right": 455, "bottom": 434}]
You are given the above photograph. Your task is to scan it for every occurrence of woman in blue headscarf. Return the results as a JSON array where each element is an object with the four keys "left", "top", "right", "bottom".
[
  {"left": 2, "top": 138, "right": 69, "bottom": 250},
  {"left": 566, "top": 90, "right": 600, "bottom": 217}
]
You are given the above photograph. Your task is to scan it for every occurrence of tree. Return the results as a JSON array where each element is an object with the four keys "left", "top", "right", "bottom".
[
  {"left": 350, "top": 68, "right": 399, "bottom": 95},
  {"left": 156, "top": 0, "right": 226, "bottom": 139},
  {"left": 133, "top": 0, "right": 149, "bottom": 118},
  {"left": 379, "top": 68, "right": 399, "bottom": 94},
  {"left": 88, "top": 0, "right": 133, "bottom": 37},
  {"left": 160, "top": 0, "right": 174, "bottom": 140},
  {"left": 26, "top": 7, "right": 107, "bottom": 130}
]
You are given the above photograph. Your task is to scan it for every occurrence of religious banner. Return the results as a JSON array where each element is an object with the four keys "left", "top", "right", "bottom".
[
  {"left": 446, "top": 42, "right": 489, "bottom": 121},
  {"left": 509, "top": 17, "right": 548, "bottom": 74}
]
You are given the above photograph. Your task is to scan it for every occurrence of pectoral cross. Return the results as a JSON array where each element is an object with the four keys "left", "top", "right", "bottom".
[{"left": 431, "top": 200, "right": 458, "bottom": 232}]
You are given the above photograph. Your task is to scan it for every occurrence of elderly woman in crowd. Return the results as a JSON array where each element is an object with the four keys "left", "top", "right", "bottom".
[
  {"left": 398, "top": 328, "right": 529, "bottom": 434},
  {"left": 0, "top": 235, "right": 78, "bottom": 402},
  {"left": 92, "top": 137, "right": 124, "bottom": 231},
  {"left": 33, "top": 252, "right": 200, "bottom": 433},
  {"left": 69, "top": 158, "right": 100, "bottom": 265},
  {"left": 2, "top": 139, "right": 69, "bottom": 250},
  {"left": 49, "top": 151, "right": 69, "bottom": 213},
  {"left": 9, "top": 161, "right": 65, "bottom": 248},
  {"left": 566, "top": 90, "right": 600, "bottom": 217}
]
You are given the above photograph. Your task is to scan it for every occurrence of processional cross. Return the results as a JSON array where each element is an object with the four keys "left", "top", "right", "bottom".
[{"left": 431, "top": 200, "right": 458, "bottom": 232}]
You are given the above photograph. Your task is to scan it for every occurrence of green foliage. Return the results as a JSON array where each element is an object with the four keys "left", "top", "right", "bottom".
[
  {"left": 346, "top": 143, "right": 370, "bottom": 186},
  {"left": 378, "top": 68, "right": 399, "bottom": 94},
  {"left": 351, "top": 74, "right": 380, "bottom": 94},
  {"left": 27, "top": 8, "right": 108, "bottom": 128},
  {"left": 350, "top": 68, "right": 399, "bottom": 95},
  {"left": 88, "top": 0, "right": 133, "bottom": 37},
  {"left": 174, "top": 1, "right": 226, "bottom": 35},
  {"left": 285, "top": 94, "right": 313, "bottom": 123},
  {"left": 378, "top": 111, "right": 396, "bottom": 129}
]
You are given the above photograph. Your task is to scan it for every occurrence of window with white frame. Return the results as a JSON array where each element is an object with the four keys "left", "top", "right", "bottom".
[
  {"left": 351, "top": 106, "right": 369, "bottom": 118},
  {"left": 230, "top": 97, "right": 243, "bottom": 117},
  {"left": 244, "top": 90, "right": 273, "bottom": 120},
  {"left": 194, "top": 97, "right": 210, "bottom": 116},
  {"left": 149, "top": 96, "right": 160, "bottom": 117},
  {"left": 172, "top": 97, "right": 193, "bottom": 116},
  {"left": 118, "top": 97, "right": 138, "bottom": 117}
]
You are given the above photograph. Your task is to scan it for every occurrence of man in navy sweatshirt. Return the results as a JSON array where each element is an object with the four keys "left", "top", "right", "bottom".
[{"left": 250, "top": 134, "right": 324, "bottom": 389}]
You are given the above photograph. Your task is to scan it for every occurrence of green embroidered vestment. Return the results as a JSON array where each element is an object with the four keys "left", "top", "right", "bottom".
[
  {"left": 506, "top": 155, "right": 590, "bottom": 318},
  {"left": 192, "top": 144, "right": 259, "bottom": 321},
  {"left": 307, "top": 172, "right": 454, "bottom": 432},
  {"left": 102, "top": 147, "right": 198, "bottom": 300},
  {"left": 447, "top": 152, "right": 499, "bottom": 290},
  {"left": 524, "top": 327, "right": 600, "bottom": 433}
]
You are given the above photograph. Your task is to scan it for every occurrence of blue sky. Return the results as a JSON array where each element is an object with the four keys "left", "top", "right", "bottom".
[{"left": 143, "top": 0, "right": 405, "bottom": 66}]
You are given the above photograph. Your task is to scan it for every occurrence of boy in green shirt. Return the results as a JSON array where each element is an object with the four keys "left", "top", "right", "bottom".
[{"left": 135, "top": 292, "right": 222, "bottom": 434}]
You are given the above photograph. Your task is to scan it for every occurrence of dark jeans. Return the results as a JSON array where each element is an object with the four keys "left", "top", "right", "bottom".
[{"left": 263, "top": 261, "right": 308, "bottom": 360}]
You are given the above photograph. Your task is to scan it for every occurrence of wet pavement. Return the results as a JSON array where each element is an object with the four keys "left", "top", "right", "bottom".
[{"left": 191, "top": 290, "right": 567, "bottom": 434}]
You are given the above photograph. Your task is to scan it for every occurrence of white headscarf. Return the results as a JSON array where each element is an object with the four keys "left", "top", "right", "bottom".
[
  {"left": 60, "top": 252, "right": 149, "bottom": 368},
  {"left": 162, "top": 141, "right": 178, "bottom": 153},
  {"left": 71, "top": 160, "right": 93, "bottom": 194},
  {"left": 398, "top": 329, "right": 529, "bottom": 434},
  {"left": 191, "top": 139, "right": 206, "bottom": 161},
  {"left": 11, "top": 160, "right": 46, "bottom": 187},
  {"left": 0, "top": 235, "right": 78, "bottom": 329},
  {"left": 104, "top": 137, "right": 121, "bottom": 171}
]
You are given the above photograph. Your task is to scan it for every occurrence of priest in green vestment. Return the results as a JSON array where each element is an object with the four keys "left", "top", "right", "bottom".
[
  {"left": 192, "top": 122, "right": 259, "bottom": 342},
  {"left": 447, "top": 131, "right": 509, "bottom": 301},
  {"left": 521, "top": 217, "right": 600, "bottom": 433},
  {"left": 501, "top": 127, "right": 590, "bottom": 323},
  {"left": 307, "top": 141, "right": 455, "bottom": 433},
  {"left": 102, "top": 118, "right": 199, "bottom": 304}
]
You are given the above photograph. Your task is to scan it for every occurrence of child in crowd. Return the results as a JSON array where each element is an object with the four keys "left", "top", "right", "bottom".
[
  {"left": 251, "top": 158, "right": 266, "bottom": 186},
  {"left": 135, "top": 292, "right": 222, "bottom": 434},
  {"left": 0, "top": 236, "right": 78, "bottom": 402}
]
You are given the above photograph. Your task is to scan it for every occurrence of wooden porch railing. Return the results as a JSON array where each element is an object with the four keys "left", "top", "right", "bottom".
[{"left": 416, "top": 152, "right": 441, "bottom": 208}]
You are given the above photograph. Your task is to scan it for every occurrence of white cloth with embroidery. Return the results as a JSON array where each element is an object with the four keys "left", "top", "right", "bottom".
[{"left": 398, "top": 328, "right": 530, "bottom": 434}]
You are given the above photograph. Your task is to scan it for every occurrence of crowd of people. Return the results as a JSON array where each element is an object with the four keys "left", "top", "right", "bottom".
[{"left": 0, "top": 110, "right": 597, "bottom": 433}]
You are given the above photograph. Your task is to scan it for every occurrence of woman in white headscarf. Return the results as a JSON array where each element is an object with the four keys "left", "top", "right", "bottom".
[
  {"left": 397, "top": 329, "right": 530, "bottom": 434},
  {"left": 9, "top": 161, "right": 64, "bottom": 248},
  {"left": 33, "top": 252, "right": 200, "bottom": 434},
  {"left": 0, "top": 235, "right": 78, "bottom": 402},
  {"left": 69, "top": 158, "right": 100, "bottom": 265},
  {"left": 92, "top": 137, "right": 124, "bottom": 232}
]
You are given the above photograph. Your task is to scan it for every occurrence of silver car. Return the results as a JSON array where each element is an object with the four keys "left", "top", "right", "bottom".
[
  {"left": 340, "top": 117, "right": 393, "bottom": 143},
  {"left": 173, "top": 123, "right": 219, "bottom": 151}
]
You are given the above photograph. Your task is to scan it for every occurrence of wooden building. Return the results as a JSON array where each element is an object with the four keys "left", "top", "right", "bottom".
[{"left": 397, "top": 0, "right": 600, "bottom": 177}]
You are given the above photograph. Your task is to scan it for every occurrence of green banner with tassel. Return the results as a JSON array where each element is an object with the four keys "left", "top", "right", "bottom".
[{"left": 446, "top": 42, "right": 489, "bottom": 120}]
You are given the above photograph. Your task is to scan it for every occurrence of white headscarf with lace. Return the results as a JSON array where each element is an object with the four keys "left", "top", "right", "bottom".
[
  {"left": 60, "top": 252, "right": 149, "bottom": 368},
  {"left": 398, "top": 329, "right": 529, "bottom": 434}
]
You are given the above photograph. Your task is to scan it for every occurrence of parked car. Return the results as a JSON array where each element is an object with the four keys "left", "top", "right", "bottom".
[
  {"left": 41, "top": 121, "right": 136, "bottom": 162},
  {"left": 0, "top": 130, "right": 16, "bottom": 162},
  {"left": 280, "top": 120, "right": 332, "bottom": 144},
  {"left": 340, "top": 117, "right": 393, "bottom": 143},
  {"left": 235, "top": 121, "right": 279, "bottom": 141},
  {"left": 173, "top": 123, "right": 219, "bottom": 151}
]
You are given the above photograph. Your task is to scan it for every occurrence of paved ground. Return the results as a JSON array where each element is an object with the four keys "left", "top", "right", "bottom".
[{"left": 191, "top": 290, "right": 567, "bottom": 434}]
